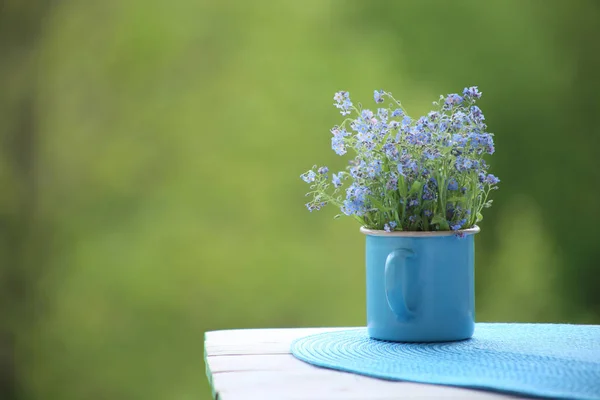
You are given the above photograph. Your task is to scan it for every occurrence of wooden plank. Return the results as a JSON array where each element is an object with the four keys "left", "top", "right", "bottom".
[
  {"left": 204, "top": 328, "right": 354, "bottom": 356},
  {"left": 205, "top": 327, "right": 353, "bottom": 345},
  {"left": 206, "top": 342, "right": 292, "bottom": 356},
  {"left": 208, "top": 354, "right": 316, "bottom": 373},
  {"left": 212, "top": 370, "right": 525, "bottom": 400},
  {"left": 205, "top": 328, "right": 529, "bottom": 400}
]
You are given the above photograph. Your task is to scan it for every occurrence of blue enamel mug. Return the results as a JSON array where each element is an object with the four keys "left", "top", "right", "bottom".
[{"left": 361, "top": 226, "right": 480, "bottom": 342}]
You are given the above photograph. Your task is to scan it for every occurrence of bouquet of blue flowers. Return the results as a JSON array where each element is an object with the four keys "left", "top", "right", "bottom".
[{"left": 301, "top": 87, "right": 499, "bottom": 232}]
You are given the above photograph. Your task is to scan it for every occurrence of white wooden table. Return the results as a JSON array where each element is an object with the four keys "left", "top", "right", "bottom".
[{"left": 204, "top": 328, "right": 531, "bottom": 400}]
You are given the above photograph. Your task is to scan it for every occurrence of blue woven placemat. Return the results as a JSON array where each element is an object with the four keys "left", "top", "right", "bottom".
[{"left": 291, "top": 323, "right": 600, "bottom": 400}]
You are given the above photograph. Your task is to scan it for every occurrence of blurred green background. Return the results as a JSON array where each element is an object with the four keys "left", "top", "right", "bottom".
[{"left": 1, "top": 0, "right": 599, "bottom": 399}]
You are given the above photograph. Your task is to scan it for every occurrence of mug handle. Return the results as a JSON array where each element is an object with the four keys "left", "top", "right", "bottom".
[{"left": 384, "top": 248, "right": 417, "bottom": 321}]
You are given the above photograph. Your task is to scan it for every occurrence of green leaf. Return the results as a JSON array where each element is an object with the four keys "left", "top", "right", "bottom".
[
  {"left": 431, "top": 214, "right": 450, "bottom": 230},
  {"left": 334, "top": 214, "right": 342, "bottom": 219},
  {"left": 368, "top": 195, "right": 388, "bottom": 211},
  {"left": 447, "top": 197, "right": 465, "bottom": 203},
  {"left": 431, "top": 214, "right": 446, "bottom": 225},
  {"left": 398, "top": 177, "right": 408, "bottom": 198},
  {"left": 408, "top": 180, "right": 424, "bottom": 196},
  {"left": 476, "top": 212, "right": 483, "bottom": 222}
]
